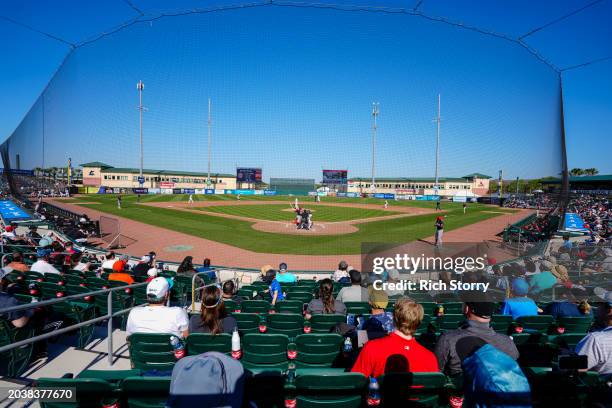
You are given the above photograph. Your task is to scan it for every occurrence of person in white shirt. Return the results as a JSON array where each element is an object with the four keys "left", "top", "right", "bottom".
[
  {"left": 30, "top": 253, "right": 61, "bottom": 275},
  {"left": 188, "top": 194, "right": 193, "bottom": 204},
  {"left": 575, "top": 301, "right": 612, "bottom": 375},
  {"left": 101, "top": 252, "right": 116, "bottom": 270},
  {"left": 126, "top": 277, "right": 189, "bottom": 338},
  {"left": 332, "top": 260, "right": 350, "bottom": 282},
  {"left": 337, "top": 270, "right": 368, "bottom": 303}
]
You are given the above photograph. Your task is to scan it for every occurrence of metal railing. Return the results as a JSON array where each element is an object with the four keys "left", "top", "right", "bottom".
[{"left": 0, "top": 282, "right": 148, "bottom": 365}]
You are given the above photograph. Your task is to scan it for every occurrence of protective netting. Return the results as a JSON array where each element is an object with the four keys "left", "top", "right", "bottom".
[{"left": 3, "top": 0, "right": 610, "bottom": 248}]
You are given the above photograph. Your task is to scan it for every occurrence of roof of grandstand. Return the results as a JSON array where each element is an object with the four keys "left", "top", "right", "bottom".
[
  {"left": 541, "top": 174, "right": 612, "bottom": 184},
  {"left": 348, "top": 176, "right": 485, "bottom": 183},
  {"left": 81, "top": 162, "right": 235, "bottom": 178}
]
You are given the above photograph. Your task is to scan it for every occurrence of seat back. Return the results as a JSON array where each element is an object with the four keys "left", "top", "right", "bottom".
[
  {"left": 267, "top": 313, "right": 304, "bottom": 337},
  {"left": 241, "top": 300, "right": 271, "bottom": 314},
  {"left": 439, "top": 302, "right": 463, "bottom": 314},
  {"left": 294, "top": 334, "right": 343, "bottom": 367},
  {"left": 490, "top": 314, "right": 513, "bottom": 334},
  {"left": 436, "top": 314, "right": 465, "bottom": 331},
  {"left": 127, "top": 333, "right": 177, "bottom": 371},
  {"left": 36, "top": 377, "right": 114, "bottom": 408},
  {"left": 241, "top": 333, "right": 289, "bottom": 369},
  {"left": 310, "top": 314, "right": 345, "bottom": 333},
  {"left": 63, "top": 274, "right": 86, "bottom": 286},
  {"left": 186, "top": 333, "right": 232, "bottom": 355},
  {"left": 222, "top": 299, "right": 240, "bottom": 312},
  {"left": 275, "top": 300, "right": 304, "bottom": 314},
  {"left": 287, "top": 292, "right": 314, "bottom": 303},
  {"left": 556, "top": 316, "right": 592, "bottom": 334},
  {"left": 232, "top": 313, "right": 261, "bottom": 334},
  {"left": 294, "top": 372, "right": 368, "bottom": 408},
  {"left": 38, "top": 281, "right": 66, "bottom": 299},
  {"left": 121, "top": 376, "right": 171, "bottom": 408},
  {"left": 517, "top": 315, "right": 554, "bottom": 334},
  {"left": 378, "top": 372, "right": 447, "bottom": 407},
  {"left": 549, "top": 333, "right": 585, "bottom": 350},
  {"left": 344, "top": 301, "right": 370, "bottom": 315}
]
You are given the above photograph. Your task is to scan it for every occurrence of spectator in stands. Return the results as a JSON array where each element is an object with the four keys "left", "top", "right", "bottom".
[
  {"left": 108, "top": 260, "right": 135, "bottom": 285},
  {"left": 71, "top": 253, "right": 91, "bottom": 272},
  {"left": 528, "top": 260, "right": 559, "bottom": 294},
  {"left": 112, "top": 254, "right": 129, "bottom": 273},
  {"left": 145, "top": 268, "right": 158, "bottom": 283},
  {"left": 543, "top": 286, "right": 591, "bottom": 319},
  {"left": 27, "top": 225, "right": 41, "bottom": 242},
  {"left": 435, "top": 291, "right": 519, "bottom": 378},
  {"left": 0, "top": 270, "right": 32, "bottom": 328},
  {"left": 275, "top": 262, "right": 297, "bottom": 283},
  {"left": 132, "top": 255, "right": 153, "bottom": 280},
  {"left": 1, "top": 225, "right": 17, "bottom": 242},
  {"left": 195, "top": 258, "right": 216, "bottom": 281},
  {"left": 363, "top": 287, "right": 394, "bottom": 336},
  {"left": 332, "top": 260, "right": 350, "bottom": 283},
  {"left": 305, "top": 278, "right": 346, "bottom": 318},
  {"left": 351, "top": 298, "right": 438, "bottom": 377},
  {"left": 189, "top": 285, "right": 238, "bottom": 334},
  {"left": 576, "top": 301, "right": 611, "bottom": 375},
  {"left": 177, "top": 256, "right": 197, "bottom": 277},
  {"left": 263, "top": 269, "right": 284, "bottom": 306},
  {"left": 501, "top": 278, "right": 540, "bottom": 319},
  {"left": 126, "top": 277, "right": 189, "bottom": 338},
  {"left": 6, "top": 252, "right": 29, "bottom": 273},
  {"left": 30, "top": 251, "right": 61, "bottom": 274},
  {"left": 101, "top": 251, "right": 116, "bottom": 270},
  {"left": 337, "top": 269, "right": 368, "bottom": 303},
  {"left": 383, "top": 268, "right": 406, "bottom": 296},
  {"left": 222, "top": 280, "right": 242, "bottom": 305},
  {"left": 260, "top": 264, "right": 273, "bottom": 280}
]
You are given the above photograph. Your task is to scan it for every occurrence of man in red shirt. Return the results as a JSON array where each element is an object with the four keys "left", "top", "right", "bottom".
[{"left": 351, "top": 297, "right": 439, "bottom": 377}]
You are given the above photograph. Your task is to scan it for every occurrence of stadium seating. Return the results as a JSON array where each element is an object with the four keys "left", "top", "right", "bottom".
[
  {"left": 186, "top": 333, "right": 233, "bottom": 355},
  {"left": 378, "top": 372, "right": 448, "bottom": 407},
  {"left": 555, "top": 316, "right": 592, "bottom": 334},
  {"left": 490, "top": 314, "right": 513, "bottom": 334},
  {"left": 344, "top": 301, "right": 370, "bottom": 315},
  {"left": 435, "top": 314, "right": 465, "bottom": 332},
  {"left": 0, "top": 318, "right": 34, "bottom": 377},
  {"left": 290, "top": 371, "right": 368, "bottom": 408},
  {"left": 241, "top": 333, "right": 290, "bottom": 369},
  {"left": 222, "top": 298, "right": 240, "bottom": 312},
  {"left": 292, "top": 333, "right": 343, "bottom": 368},
  {"left": 286, "top": 291, "right": 314, "bottom": 303},
  {"left": 309, "top": 314, "right": 345, "bottom": 333},
  {"left": 232, "top": 312, "right": 262, "bottom": 334},
  {"left": 266, "top": 313, "right": 305, "bottom": 337},
  {"left": 241, "top": 300, "right": 271, "bottom": 314},
  {"left": 121, "top": 376, "right": 171, "bottom": 408},
  {"left": 516, "top": 315, "right": 554, "bottom": 334},
  {"left": 275, "top": 299, "right": 304, "bottom": 314},
  {"left": 36, "top": 377, "right": 116, "bottom": 408},
  {"left": 127, "top": 333, "right": 177, "bottom": 371}
]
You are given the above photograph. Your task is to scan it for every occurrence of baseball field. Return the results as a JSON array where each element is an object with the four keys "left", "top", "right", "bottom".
[{"left": 60, "top": 194, "right": 518, "bottom": 255}]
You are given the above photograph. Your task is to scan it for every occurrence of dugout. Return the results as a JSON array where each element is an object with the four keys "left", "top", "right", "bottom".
[{"left": 269, "top": 178, "right": 314, "bottom": 195}]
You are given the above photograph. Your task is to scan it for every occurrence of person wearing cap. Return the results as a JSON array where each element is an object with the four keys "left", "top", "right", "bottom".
[
  {"left": 337, "top": 269, "right": 368, "bottom": 303},
  {"left": 112, "top": 254, "right": 129, "bottom": 274},
  {"left": 501, "top": 278, "right": 539, "bottom": 320},
  {"left": 434, "top": 216, "right": 444, "bottom": 247},
  {"left": 145, "top": 267, "right": 158, "bottom": 283},
  {"left": 101, "top": 252, "right": 116, "bottom": 271},
  {"left": 108, "top": 256, "right": 135, "bottom": 285},
  {"left": 132, "top": 255, "right": 153, "bottom": 280},
  {"left": 363, "top": 287, "right": 394, "bottom": 337},
  {"left": 30, "top": 250, "right": 61, "bottom": 275},
  {"left": 333, "top": 260, "right": 350, "bottom": 282},
  {"left": 275, "top": 262, "right": 297, "bottom": 283},
  {"left": 126, "top": 277, "right": 189, "bottom": 338},
  {"left": 575, "top": 301, "right": 612, "bottom": 375},
  {"left": 435, "top": 291, "right": 519, "bottom": 378}
]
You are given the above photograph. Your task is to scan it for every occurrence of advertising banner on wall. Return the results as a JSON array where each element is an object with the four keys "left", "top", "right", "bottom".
[
  {"left": 346, "top": 192, "right": 358, "bottom": 198},
  {"left": 160, "top": 182, "right": 175, "bottom": 188},
  {"left": 264, "top": 190, "right": 277, "bottom": 196},
  {"left": 452, "top": 196, "right": 468, "bottom": 202},
  {"left": 254, "top": 190, "right": 264, "bottom": 195},
  {"left": 214, "top": 189, "right": 225, "bottom": 195},
  {"left": 161, "top": 189, "right": 173, "bottom": 194},
  {"left": 416, "top": 195, "right": 440, "bottom": 201},
  {"left": 148, "top": 188, "right": 161, "bottom": 194},
  {"left": 235, "top": 189, "right": 255, "bottom": 195},
  {"left": 172, "top": 188, "right": 182, "bottom": 194},
  {"left": 183, "top": 188, "right": 195, "bottom": 194},
  {"left": 322, "top": 170, "right": 348, "bottom": 184},
  {"left": 205, "top": 189, "right": 215, "bottom": 194},
  {"left": 132, "top": 188, "right": 148, "bottom": 194},
  {"left": 236, "top": 168, "right": 262, "bottom": 183}
]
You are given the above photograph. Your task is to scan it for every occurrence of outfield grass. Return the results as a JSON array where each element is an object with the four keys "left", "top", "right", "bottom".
[
  {"left": 198, "top": 204, "right": 398, "bottom": 222},
  {"left": 68, "top": 194, "right": 517, "bottom": 255}
]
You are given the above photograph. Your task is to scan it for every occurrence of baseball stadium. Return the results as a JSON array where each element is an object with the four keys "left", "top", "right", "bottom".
[{"left": 0, "top": 1, "right": 611, "bottom": 407}]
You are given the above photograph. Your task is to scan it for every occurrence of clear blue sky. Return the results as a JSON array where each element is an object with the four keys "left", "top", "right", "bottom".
[{"left": 1, "top": 0, "right": 611, "bottom": 181}]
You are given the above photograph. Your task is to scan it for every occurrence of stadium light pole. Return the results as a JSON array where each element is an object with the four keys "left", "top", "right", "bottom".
[
  {"left": 371, "top": 102, "right": 380, "bottom": 194},
  {"left": 434, "top": 94, "right": 441, "bottom": 193},
  {"left": 136, "top": 80, "right": 145, "bottom": 183},
  {"left": 207, "top": 98, "right": 212, "bottom": 186}
]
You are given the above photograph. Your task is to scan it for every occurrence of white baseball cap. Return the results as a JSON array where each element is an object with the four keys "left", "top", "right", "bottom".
[
  {"left": 146, "top": 277, "right": 169, "bottom": 299},
  {"left": 147, "top": 268, "right": 158, "bottom": 278},
  {"left": 141, "top": 255, "right": 151, "bottom": 263}
]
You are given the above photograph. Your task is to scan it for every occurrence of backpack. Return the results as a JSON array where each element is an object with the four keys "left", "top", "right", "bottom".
[
  {"left": 462, "top": 344, "right": 531, "bottom": 408},
  {"left": 166, "top": 351, "right": 245, "bottom": 408}
]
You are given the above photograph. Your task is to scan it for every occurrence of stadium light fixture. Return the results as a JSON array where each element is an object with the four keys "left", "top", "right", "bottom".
[
  {"left": 136, "top": 80, "right": 146, "bottom": 184},
  {"left": 371, "top": 102, "right": 380, "bottom": 194}
]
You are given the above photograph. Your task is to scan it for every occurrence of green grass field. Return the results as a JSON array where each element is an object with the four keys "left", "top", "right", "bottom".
[
  {"left": 68, "top": 194, "right": 517, "bottom": 255},
  {"left": 198, "top": 204, "right": 398, "bottom": 222}
]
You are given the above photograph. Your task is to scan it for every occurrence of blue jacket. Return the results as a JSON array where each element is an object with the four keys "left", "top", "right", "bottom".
[{"left": 462, "top": 344, "right": 531, "bottom": 408}]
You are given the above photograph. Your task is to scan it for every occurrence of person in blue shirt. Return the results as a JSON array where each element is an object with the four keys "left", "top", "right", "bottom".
[
  {"left": 501, "top": 278, "right": 540, "bottom": 320},
  {"left": 263, "top": 269, "right": 284, "bottom": 305},
  {"left": 275, "top": 262, "right": 297, "bottom": 283},
  {"left": 543, "top": 287, "right": 591, "bottom": 319},
  {"left": 195, "top": 258, "right": 216, "bottom": 281}
]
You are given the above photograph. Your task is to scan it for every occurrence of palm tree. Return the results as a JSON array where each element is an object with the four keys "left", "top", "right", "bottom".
[
  {"left": 583, "top": 168, "right": 599, "bottom": 176},
  {"left": 569, "top": 168, "right": 584, "bottom": 177}
]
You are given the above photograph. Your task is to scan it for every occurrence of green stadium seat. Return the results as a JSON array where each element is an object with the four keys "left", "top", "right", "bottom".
[
  {"left": 232, "top": 312, "right": 262, "bottom": 334},
  {"left": 132, "top": 285, "right": 148, "bottom": 306},
  {"left": 406, "top": 292, "right": 434, "bottom": 302},
  {"left": 293, "top": 333, "right": 343, "bottom": 367},
  {"left": 290, "top": 372, "right": 368, "bottom": 408},
  {"left": 416, "top": 314, "right": 433, "bottom": 334},
  {"left": 241, "top": 300, "right": 271, "bottom": 314},
  {"left": 266, "top": 313, "right": 304, "bottom": 337},
  {"left": 516, "top": 315, "right": 554, "bottom": 334},
  {"left": 237, "top": 288, "right": 258, "bottom": 299},
  {"left": 127, "top": 333, "right": 178, "bottom": 371},
  {"left": 63, "top": 274, "right": 86, "bottom": 286},
  {"left": 344, "top": 301, "right": 370, "bottom": 315},
  {"left": 275, "top": 300, "right": 304, "bottom": 314},
  {"left": 548, "top": 333, "right": 585, "bottom": 350},
  {"left": 287, "top": 291, "right": 314, "bottom": 303},
  {"left": 95, "top": 288, "right": 133, "bottom": 330},
  {"left": 435, "top": 314, "right": 465, "bottom": 331},
  {"left": 0, "top": 318, "right": 34, "bottom": 377},
  {"left": 186, "top": 333, "right": 232, "bottom": 355},
  {"left": 490, "top": 314, "right": 513, "bottom": 334},
  {"left": 25, "top": 271, "right": 44, "bottom": 282},
  {"left": 309, "top": 314, "right": 345, "bottom": 333},
  {"left": 244, "top": 368, "right": 286, "bottom": 408},
  {"left": 36, "top": 377, "right": 116, "bottom": 408},
  {"left": 555, "top": 316, "right": 592, "bottom": 334},
  {"left": 121, "top": 376, "right": 171, "bottom": 408},
  {"left": 241, "top": 333, "right": 290, "bottom": 369},
  {"left": 64, "top": 284, "right": 94, "bottom": 301},
  {"left": 172, "top": 275, "right": 194, "bottom": 303},
  {"left": 85, "top": 277, "right": 110, "bottom": 291},
  {"left": 39, "top": 278, "right": 65, "bottom": 294},
  {"left": 438, "top": 302, "right": 463, "bottom": 314},
  {"left": 378, "top": 372, "right": 448, "bottom": 407},
  {"left": 222, "top": 298, "right": 240, "bottom": 312},
  {"left": 13, "top": 293, "right": 37, "bottom": 304}
]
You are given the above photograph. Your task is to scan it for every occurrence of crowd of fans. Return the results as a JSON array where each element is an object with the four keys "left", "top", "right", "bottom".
[{"left": 504, "top": 194, "right": 556, "bottom": 210}]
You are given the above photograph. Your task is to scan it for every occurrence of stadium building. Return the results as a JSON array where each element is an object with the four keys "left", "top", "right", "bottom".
[
  {"left": 347, "top": 173, "right": 491, "bottom": 197},
  {"left": 81, "top": 162, "right": 236, "bottom": 190}
]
